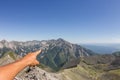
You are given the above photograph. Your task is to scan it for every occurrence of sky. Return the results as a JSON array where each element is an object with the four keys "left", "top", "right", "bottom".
[{"left": 0, "top": 0, "right": 120, "bottom": 43}]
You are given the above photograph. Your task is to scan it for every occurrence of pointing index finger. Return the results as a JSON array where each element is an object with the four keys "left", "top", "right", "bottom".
[{"left": 35, "top": 49, "right": 42, "bottom": 55}]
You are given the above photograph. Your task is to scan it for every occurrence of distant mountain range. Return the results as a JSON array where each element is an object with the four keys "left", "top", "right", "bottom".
[
  {"left": 81, "top": 44, "right": 120, "bottom": 54},
  {"left": 0, "top": 38, "right": 95, "bottom": 71}
]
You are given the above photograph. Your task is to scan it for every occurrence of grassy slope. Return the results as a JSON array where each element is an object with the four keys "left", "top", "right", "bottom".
[
  {"left": 0, "top": 51, "right": 16, "bottom": 66},
  {"left": 109, "top": 69, "right": 120, "bottom": 76},
  {"left": 2, "top": 51, "right": 17, "bottom": 60},
  {"left": 60, "top": 60, "right": 105, "bottom": 80},
  {"left": 61, "top": 65, "right": 92, "bottom": 80},
  {"left": 60, "top": 59, "right": 120, "bottom": 80}
]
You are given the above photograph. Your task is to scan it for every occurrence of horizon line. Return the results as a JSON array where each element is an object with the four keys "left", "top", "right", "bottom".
[{"left": 1, "top": 39, "right": 120, "bottom": 44}]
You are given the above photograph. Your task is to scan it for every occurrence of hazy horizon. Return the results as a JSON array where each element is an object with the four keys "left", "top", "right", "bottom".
[{"left": 1, "top": 38, "right": 120, "bottom": 45}]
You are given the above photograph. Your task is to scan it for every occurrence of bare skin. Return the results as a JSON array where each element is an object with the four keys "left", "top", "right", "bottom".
[{"left": 0, "top": 50, "right": 41, "bottom": 80}]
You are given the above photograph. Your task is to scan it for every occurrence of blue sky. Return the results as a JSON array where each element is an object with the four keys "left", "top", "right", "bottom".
[{"left": 0, "top": 0, "right": 120, "bottom": 43}]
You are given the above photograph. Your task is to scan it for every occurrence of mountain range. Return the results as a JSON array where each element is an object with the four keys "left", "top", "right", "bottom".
[
  {"left": 0, "top": 38, "right": 95, "bottom": 71},
  {"left": 0, "top": 38, "right": 120, "bottom": 80}
]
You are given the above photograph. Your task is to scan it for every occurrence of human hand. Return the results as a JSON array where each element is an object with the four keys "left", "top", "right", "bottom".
[
  {"left": 22, "top": 50, "right": 42, "bottom": 66},
  {"left": 0, "top": 50, "right": 42, "bottom": 80}
]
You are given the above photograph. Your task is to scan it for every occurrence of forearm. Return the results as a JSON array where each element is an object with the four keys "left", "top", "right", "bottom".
[
  {"left": 0, "top": 50, "right": 40, "bottom": 80},
  {"left": 0, "top": 58, "right": 29, "bottom": 80}
]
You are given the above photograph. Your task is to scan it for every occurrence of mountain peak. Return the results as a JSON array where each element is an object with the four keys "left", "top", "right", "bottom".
[{"left": 57, "top": 38, "right": 66, "bottom": 42}]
